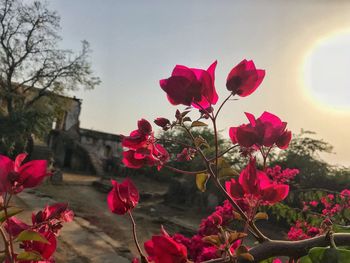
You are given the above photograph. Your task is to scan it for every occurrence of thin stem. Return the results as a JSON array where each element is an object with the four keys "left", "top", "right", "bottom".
[
  {"left": 3, "top": 194, "right": 14, "bottom": 263},
  {"left": 128, "top": 211, "right": 147, "bottom": 261},
  {"left": 182, "top": 121, "right": 268, "bottom": 243},
  {"left": 328, "top": 231, "right": 337, "bottom": 249},
  {"left": 214, "top": 93, "right": 233, "bottom": 119},
  {"left": 181, "top": 124, "right": 209, "bottom": 163},
  {"left": 213, "top": 174, "right": 268, "bottom": 243},
  {"left": 212, "top": 118, "right": 219, "bottom": 179},
  {"left": 208, "top": 145, "right": 239, "bottom": 162},
  {"left": 202, "top": 257, "right": 231, "bottom": 263},
  {"left": 0, "top": 227, "right": 9, "bottom": 259},
  {"left": 163, "top": 165, "right": 207, "bottom": 175},
  {"left": 155, "top": 137, "right": 192, "bottom": 148}
]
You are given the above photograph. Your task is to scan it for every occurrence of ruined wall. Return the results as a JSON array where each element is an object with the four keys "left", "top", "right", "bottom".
[{"left": 80, "top": 129, "right": 122, "bottom": 160}]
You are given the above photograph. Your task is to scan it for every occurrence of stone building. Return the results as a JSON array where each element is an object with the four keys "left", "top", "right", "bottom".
[{"left": 48, "top": 95, "right": 122, "bottom": 176}]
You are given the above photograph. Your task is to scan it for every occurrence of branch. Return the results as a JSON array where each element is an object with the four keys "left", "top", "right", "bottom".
[
  {"left": 163, "top": 165, "right": 207, "bottom": 175},
  {"left": 208, "top": 145, "right": 239, "bottom": 162},
  {"left": 238, "top": 233, "right": 350, "bottom": 262}
]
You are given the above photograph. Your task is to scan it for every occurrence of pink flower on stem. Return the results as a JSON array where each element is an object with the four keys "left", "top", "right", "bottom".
[
  {"left": 225, "top": 159, "right": 289, "bottom": 207},
  {"left": 107, "top": 179, "right": 139, "bottom": 215},
  {"left": 0, "top": 153, "right": 50, "bottom": 194},
  {"left": 122, "top": 119, "right": 169, "bottom": 170},
  {"left": 21, "top": 230, "right": 57, "bottom": 261},
  {"left": 160, "top": 61, "right": 218, "bottom": 110},
  {"left": 154, "top": 117, "right": 171, "bottom": 131},
  {"left": 226, "top": 59, "right": 265, "bottom": 97},
  {"left": 229, "top": 112, "right": 291, "bottom": 149},
  {"left": 144, "top": 227, "right": 188, "bottom": 263}
]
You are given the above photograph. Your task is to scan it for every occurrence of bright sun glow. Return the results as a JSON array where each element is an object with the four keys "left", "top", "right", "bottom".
[{"left": 304, "top": 31, "right": 350, "bottom": 110}]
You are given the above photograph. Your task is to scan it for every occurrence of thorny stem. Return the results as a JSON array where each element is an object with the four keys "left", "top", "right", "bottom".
[
  {"left": 128, "top": 211, "right": 147, "bottom": 262},
  {"left": 163, "top": 165, "right": 207, "bottom": 175}
]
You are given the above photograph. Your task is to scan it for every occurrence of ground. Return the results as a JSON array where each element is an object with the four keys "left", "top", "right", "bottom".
[{"left": 12, "top": 172, "right": 287, "bottom": 262}]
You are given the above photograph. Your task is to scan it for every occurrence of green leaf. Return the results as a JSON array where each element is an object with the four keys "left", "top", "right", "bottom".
[
  {"left": 254, "top": 212, "right": 269, "bottom": 221},
  {"left": 0, "top": 207, "right": 23, "bottom": 222},
  {"left": 181, "top": 110, "right": 191, "bottom": 117},
  {"left": 196, "top": 173, "right": 209, "bottom": 192},
  {"left": 343, "top": 208, "right": 350, "bottom": 221},
  {"left": 239, "top": 253, "right": 254, "bottom": 261},
  {"left": 306, "top": 247, "right": 350, "bottom": 263},
  {"left": 217, "top": 158, "right": 239, "bottom": 178},
  {"left": 16, "top": 230, "right": 49, "bottom": 244},
  {"left": 0, "top": 253, "right": 5, "bottom": 263},
  {"left": 16, "top": 251, "right": 42, "bottom": 261},
  {"left": 236, "top": 245, "right": 254, "bottom": 261},
  {"left": 194, "top": 136, "right": 209, "bottom": 148},
  {"left": 299, "top": 255, "right": 313, "bottom": 263},
  {"left": 259, "top": 259, "right": 278, "bottom": 263},
  {"left": 191, "top": 121, "right": 208, "bottom": 127},
  {"left": 334, "top": 224, "right": 350, "bottom": 233},
  {"left": 182, "top": 116, "right": 192, "bottom": 122},
  {"left": 202, "top": 235, "right": 221, "bottom": 247}
]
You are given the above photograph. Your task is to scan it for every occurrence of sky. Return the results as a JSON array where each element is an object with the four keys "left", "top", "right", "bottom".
[{"left": 48, "top": 0, "right": 350, "bottom": 166}]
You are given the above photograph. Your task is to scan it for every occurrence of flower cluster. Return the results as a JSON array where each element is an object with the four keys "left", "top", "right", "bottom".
[
  {"left": 0, "top": 153, "right": 50, "bottom": 194},
  {"left": 225, "top": 159, "right": 289, "bottom": 209},
  {"left": 229, "top": 112, "right": 291, "bottom": 150},
  {"left": 109, "top": 59, "right": 309, "bottom": 263},
  {"left": 287, "top": 220, "right": 321, "bottom": 241},
  {"left": 0, "top": 153, "right": 74, "bottom": 262},
  {"left": 5, "top": 203, "right": 74, "bottom": 262},
  {"left": 302, "top": 190, "right": 350, "bottom": 219},
  {"left": 160, "top": 61, "right": 218, "bottom": 110},
  {"left": 122, "top": 119, "right": 169, "bottom": 170},
  {"left": 266, "top": 165, "right": 299, "bottom": 184}
]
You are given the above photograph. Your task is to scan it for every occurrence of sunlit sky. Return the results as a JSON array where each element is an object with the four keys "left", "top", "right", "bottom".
[{"left": 49, "top": 0, "right": 350, "bottom": 166}]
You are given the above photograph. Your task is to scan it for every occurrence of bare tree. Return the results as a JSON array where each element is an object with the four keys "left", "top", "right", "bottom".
[{"left": 0, "top": 0, "right": 100, "bottom": 155}]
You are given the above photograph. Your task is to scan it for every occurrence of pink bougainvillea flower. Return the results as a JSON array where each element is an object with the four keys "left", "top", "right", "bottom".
[
  {"left": 122, "top": 119, "right": 151, "bottom": 150},
  {"left": 33, "top": 203, "right": 74, "bottom": 224},
  {"left": 176, "top": 148, "right": 196, "bottom": 162},
  {"left": 144, "top": 228, "right": 188, "bottom": 263},
  {"left": 226, "top": 59, "right": 265, "bottom": 97},
  {"left": 154, "top": 117, "right": 171, "bottom": 131},
  {"left": 225, "top": 159, "right": 289, "bottom": 207},
  {"left": 4, "top": 217, "right": 30, "bottom": 237},
  {"left": 21, "top": 230, "right": 57, "bottom": 261},
  {"left": 229, "top": 111, "right": 292, "bottom": 150},
  {"left": 160, "top": 61, "right": 218, "bottom": 109},
  {"left": 107, "top": 179, "right": 139, "bottom": 215},
  {"left": 32, "top": 203, "right": 74, "bottom": 234},
  {"left": 122, "top": 119, "right": 169, "bottom": 170},
  {"left": 0, "top": 153, "right": 50, "bottom": 194}
]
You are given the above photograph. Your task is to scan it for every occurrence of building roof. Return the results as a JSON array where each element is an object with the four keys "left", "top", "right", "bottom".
[{"left": 79, "top": 128, "right": 122, "bottom": 142}]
